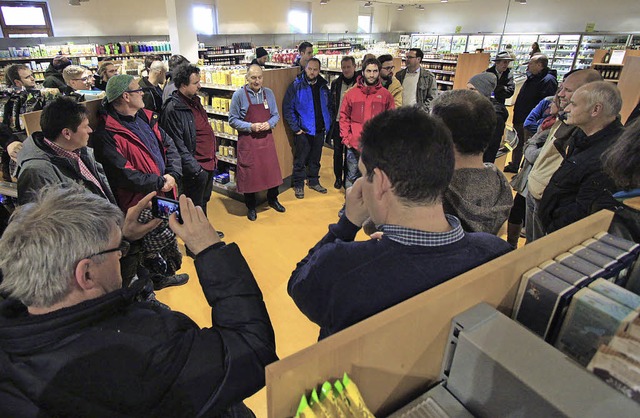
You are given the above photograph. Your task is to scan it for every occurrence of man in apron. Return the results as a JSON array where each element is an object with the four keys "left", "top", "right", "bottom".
[{"left": 229, "top": 65, "right": 284, "bottom": 221}]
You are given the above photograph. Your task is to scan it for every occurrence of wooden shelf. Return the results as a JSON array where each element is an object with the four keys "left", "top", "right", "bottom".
[
  {"left": 593, "top": 63, "right": 624, "bottom": 67},
  {"left": 436, "top": 80, "right": 454, "bottom": 85},
  {"left": 429, "top": 69, "right": 456, "bottom": 75},
  {"left": 216, "top": 132, "right": 238, "bottom": 141},
  {"left": 216, "top": 153, "right": 237, "bottom": 165},
  {"left": 204, "top": 106, "right": 229, "bottom": 117},
  {"left": 200, "top": 83, "right": 240, "bottom": 91},
  {"left": 604, "top": 79, "right": 620, "bottom": 83},
  {"left": 265, "top": 62, "right": 293, "bottom": 67}
]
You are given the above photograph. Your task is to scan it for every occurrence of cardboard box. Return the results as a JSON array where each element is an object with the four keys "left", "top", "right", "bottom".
[
  {"left": 588, "top": 278, "right": 640, "bottom": 311},
  {"left": 539, "top": 260, "right": 591, "bottom": 288},
  {"left": 266, "top": 211, "right": 634, "bottom": 417}
]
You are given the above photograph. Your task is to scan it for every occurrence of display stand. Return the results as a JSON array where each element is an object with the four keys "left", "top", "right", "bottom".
[
  {"left": 265, "top": 210, "right": 632, "bottom": 417},
  {"left": 450, "top": 53, "right": 490, "bottom": 89},
  {"left": 618, "top": 56, "right": 640, "bottom": 125},
  {"left": 21, "top": 98, "right": 102, "bottom": 136}
]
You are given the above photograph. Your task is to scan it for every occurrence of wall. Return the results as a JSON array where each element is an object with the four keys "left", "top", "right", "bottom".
[{"left": 387, "top": 0, "right": 640, "bottom": 34}]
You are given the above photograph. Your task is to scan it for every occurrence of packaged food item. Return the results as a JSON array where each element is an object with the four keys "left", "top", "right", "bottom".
[
  {"left": 341, "top": 373, "right": 375, "bottom": 418},
  {"left": 295, "top": 394, "right": 317, "bottom": 418},
  {"left": 319, "top": 381, "right": 347, "bottom": 418}
]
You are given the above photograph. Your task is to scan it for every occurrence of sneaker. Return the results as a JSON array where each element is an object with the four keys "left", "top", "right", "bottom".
[
  {"left": 152, "top": 273, "right": 189, "bottom": 291},
  {"left": 268, "top": 200, "right": 286, "bottom": 213},
  {"left": 294, "top": 186, "right": 304, "bottom": 199},
  {"left": 308, "top": 183, "right": 328, "bottom": 194}
]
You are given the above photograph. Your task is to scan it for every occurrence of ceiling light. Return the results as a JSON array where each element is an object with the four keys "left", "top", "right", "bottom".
[
  {"left": 441, "top": 0, "right": 448, "bottom": 3},
  {"left": 69, "top": 0, "right": 80, "bottom": 5},
  {"left": 517, "top": 0, "right": 527, "bottom": 4},
  {"left": 364, "top": 1, "right": 373, "bottom": 7},
  {"left": 320, "top": 0, "right": 328, "bottom": 4},
  {"left": 417, "top": 4, "right": 425, "bottom": 10},
  {"left": 397, "top": 4, "right": 404, "bottom": 10}
]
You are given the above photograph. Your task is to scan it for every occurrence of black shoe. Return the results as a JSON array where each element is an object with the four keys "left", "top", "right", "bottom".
[
  {"left": 269, "top": 200, "right": 286, "bottom": 212},
  {"left": 308, "top": 183, "right": 328, "bottom": 194},
  {"left": 503, "top": 163, "right": 518, "bottom": 174},
  {"left": 334, "top": 179, "right": 343, "bottom": 189},
  {"left": 152, "top": 273, "right": 189, "bottom": 291},
  {"left": 247, "top": 208, "right": 257, "bottom": 221},
  {"left": 294, "top": 186, "right": 304, "bottom": 199},
  {"left": 217, "top": 231, "right": 225, "bottom": 239}
]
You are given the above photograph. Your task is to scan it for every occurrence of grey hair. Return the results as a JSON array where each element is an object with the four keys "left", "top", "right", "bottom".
[
  {"left": 149, "top": 60, "right": 166, "bottom": 73},
  {"left": 0, "top": 185, "right": 124, "bottom": 308},
  {"left": 580, "top": 81, "right": 622, "bottom": 118}
]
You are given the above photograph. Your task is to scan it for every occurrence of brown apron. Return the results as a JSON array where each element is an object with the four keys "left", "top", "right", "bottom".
[{"left": 236, "top": 86, "right": 283, "bottom": 193}]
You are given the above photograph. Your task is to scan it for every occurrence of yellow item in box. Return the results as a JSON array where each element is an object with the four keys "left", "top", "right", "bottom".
[
  {"left": 210, "top": 120, "right": 217, "bottom": 130},
  {"left": 217, "top": 120, "right": 224, "bottom": 132},
  {"left": 212, "top": 97, "right": 221, "bottom": 111},
  {"left": 225, "top": 72, "right": 233, "bottom": 86},
  {"left": 225, "top": 123, "right": 234, "bottom": 135},
  {"left": 200, "top": 71, "right": 206, "bottom": 83},
  {"left": 222, "top": 99, "right": 230, "bottom": 112},
  {"left": 205, "top": 70, "right": 213, "bottom": 84}
]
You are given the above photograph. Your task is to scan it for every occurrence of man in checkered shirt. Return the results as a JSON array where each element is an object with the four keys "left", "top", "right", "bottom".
[{"left": 288, "top": 107, "right": 512, "bottom": 340}]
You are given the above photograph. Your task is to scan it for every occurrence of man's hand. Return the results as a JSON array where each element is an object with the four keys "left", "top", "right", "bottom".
[
  {"left": 295, "top": 130, "right": 305, "bottom": 135},
  {"left": 7, "top": 141, "right": 22, "bottom": 162},
  {"left": 259, "top": 122, "right": 270, "bottom": 131},
  {"left": 250, "top": 123, "right": 261, "bottom": 132},
  {"left": 161, "top": 174, "right": 176, "bottom": 192},
  {"left": 344, "top": 178, "right": 369, "bottom": 227},
  {"left": 122, "top": 191, "right": 162, "bottom": 241},
  {"left": 169, "top": 194, "right": 221, "bottom": 256}
]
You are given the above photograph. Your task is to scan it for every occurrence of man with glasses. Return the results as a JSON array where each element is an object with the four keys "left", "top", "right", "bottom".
[
  {"left": 93, "top": 74, "right": 187, "bottom": 290},
  {"left": 395, "top": 48, "right": 436, "bottom": 112},
  {"left": 378, "top": 54, "right": 403, "bottom": 107},
  {"left": 61, "top": 65, "right": 90, "bottom": 100},
  {"left": 0, "top": 186, "right": 277, "bottom": 417}
]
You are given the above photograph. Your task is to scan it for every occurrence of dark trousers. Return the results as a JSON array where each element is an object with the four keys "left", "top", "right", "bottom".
[
  {"left": 510, "top": 122, "right": 525, "bottom": 168},
  {"left": 331, "top": 127, "right": 345, "bottom": 183},
  {"left": 293, "top": 131, "right": 324, "bottom": 187},
  {"left": 508, "top": 192, "right": 526, "bottom": 225},
  {"left": 182, "top": 169, "right": 214, "bottom": 217},
  {"left": 244, "top": 187, "right": 279, "bottom": 209}
]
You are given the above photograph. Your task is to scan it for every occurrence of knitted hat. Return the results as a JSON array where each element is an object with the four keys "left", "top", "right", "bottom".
[
  {"left": 255, "top": 47, "right": 268, "bottom": 59},
  {"left": 468, "top": 73, "right": 497, "bottom": 98},
  {"left": 493, "top": 51, "right": 514, "bottom": 62},
  {"left": 106, "top": 74, "right": 134, "bottom": 103}
]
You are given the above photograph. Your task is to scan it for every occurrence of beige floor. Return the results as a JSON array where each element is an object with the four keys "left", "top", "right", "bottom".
[{"left": 156, "top": 146, "right": 517, "bottom": 417}]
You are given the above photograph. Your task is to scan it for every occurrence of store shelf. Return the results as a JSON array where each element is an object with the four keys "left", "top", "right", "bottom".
[
  {"left": 204, "top": 106, "right": 229, "bottom": 117},
  {"left": 593, "top": 63, "right": 624, "bottom": 67},
  {"left": 316, "top": 46, "right": 351, "bottom": 51},
  {"left": 216, "top": 153, "right": 237, "bottom": 165},
  {"left": 429, "top": 69, "right": 456, "bottom": 75},
  {"left": 202, "top": 52, "right": 246, "bottom": 58},
  {"left": 215, "top": 132, "right": 238, "bottom": 141},
  {"left": 200, "top": 83, "right": 240, "bottom": 91},
  {"left": 603, "top": 79, "right": 620, "bottom": 83},
  {"left": 212, "top": 181, "right": 236, "bottom": 191},
  {"left": 436, "top": 80, "right": 454, "bottom": 86},
  {"left": 421, "top": 59, "right": 458, "bottom": 64},
  {"left": 265, "top": 62, "right": 292, "bottom": 67},
  {"left": 0, "top": 51, "right": 170, "bottom": 62}
]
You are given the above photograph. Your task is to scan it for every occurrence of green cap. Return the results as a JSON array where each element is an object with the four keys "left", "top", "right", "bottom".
[{"left": 105, "top": 74, "right": 135, "bottom": 103}]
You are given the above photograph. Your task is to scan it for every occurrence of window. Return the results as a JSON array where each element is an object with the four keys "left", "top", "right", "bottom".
[
  {"left": 0, "top": 1, "right": 53, "bottom": 38},
  {"left": 192, "top": 4, "right": 217, "bottom": 35},
  {"left": 357, "top": 15, "right": 372, "bottom": 34},
  {"left": 289, "top": 1, "right": 310, "bottom": 34}
]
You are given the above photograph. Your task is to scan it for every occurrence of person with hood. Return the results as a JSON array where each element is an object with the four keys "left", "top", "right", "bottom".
[
  {"left": 42, "top": 55, "right": 72, "bottom": 90},
  {"left": 432, "top": 89, "right": 512, "bottom": 235},
  {"left": 282, "top": 57, "right": 332, "bottom": 199},
  {"left": 485, "top": 51, "right": 515, "bottom": 105},
  {"left": 467, "top": 72, "right": 508, "bottom": 164},
  {"left": 339, "top": 57, "right": 395, "bottom": 188},
  {"left": 378, "top": 54, "right": 403, "bottom": 108}
]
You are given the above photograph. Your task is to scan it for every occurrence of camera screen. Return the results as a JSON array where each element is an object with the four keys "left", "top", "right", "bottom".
[{"left": 155, "top": 198, "right": 180, "bottom": 219}]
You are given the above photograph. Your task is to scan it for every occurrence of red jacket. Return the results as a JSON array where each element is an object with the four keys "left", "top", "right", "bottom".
[
  {"left": 339, "top": 76, "right": 395, "bottom": 150},
  {"left": 93, "top": 109, "right": 182, "bottom": 211}
]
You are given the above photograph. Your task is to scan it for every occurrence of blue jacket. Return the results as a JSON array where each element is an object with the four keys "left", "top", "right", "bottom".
[
  {"left": 524, "top": 96, "right": 553, "bottom": 134},
  {"left": 282, "top": 73, "right": 332, "bottom": 137}
]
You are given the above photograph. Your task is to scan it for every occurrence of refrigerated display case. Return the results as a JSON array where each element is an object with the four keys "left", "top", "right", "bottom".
[
  {"left": 410, "top": 34, "right": 438, "bottom": 52},
  {"left": 482, "top": 35, "right": 501, "bottom": 58},
  {"left": 537, "top": 34, "right": 559, "bottom": 57},
  {"left": 576, "top": 34, "right": 629, "bottom": 70},
  {"left": 500, "top": 34, "right": 537, "bottom": 70},
  {"left": 437, "top": 35, "right": 453, "bottom": 53},
  {"left": 551, "top": 34, "right": 580, "bottom": 79},
  {"left": 452, "top": 35, "right": 467, "bottom": 54},
  {"left": 467, "top": 35, "right": 484, "bottom": 53}
]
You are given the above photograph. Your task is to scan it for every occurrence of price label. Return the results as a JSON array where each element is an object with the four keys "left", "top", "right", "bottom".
[
  {"left": 585, "top": 22, "right": 596, "bottom": 33},
  {"left": 455, "top": 26, "right": 462, "bottom": 34}
]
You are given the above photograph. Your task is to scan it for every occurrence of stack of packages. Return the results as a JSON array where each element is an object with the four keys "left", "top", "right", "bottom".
[
  {"left": 295, "top": 373, "right": 375, "bottom": 418},
  {"left": 512, "top": 231, "right": 640, "bottom": 401}
]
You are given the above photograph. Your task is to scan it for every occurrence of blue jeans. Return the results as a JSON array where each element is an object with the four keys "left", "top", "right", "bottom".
[{"left": 345, "top": 148, "right": 361, "bottom": 189}]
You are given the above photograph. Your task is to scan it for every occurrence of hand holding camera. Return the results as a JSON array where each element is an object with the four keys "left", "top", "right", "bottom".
[{"left": 167, "top": 195, "right": 221, "bottom": 256}]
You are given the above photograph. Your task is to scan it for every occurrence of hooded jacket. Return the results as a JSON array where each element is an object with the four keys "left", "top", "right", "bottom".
[
  {"left": 486, "top": 65, "right": 515, "bottom": 104},
  {"left": 339, "top": 75, "right": 395, "bottom": 150},
  {"left": 443, "top": 164, "right": 513, "bottom": 235},
  {"left": 93, "top": 107, "right": 182, "bottom": 212},
  {"left": 15, "top": 132, "right": 115, "bottom": 206},
  {"left": 513, "top": 68, "right": 558, "bottom": 124},
  {"left": 282, "top": 72, "right": 332, "bottom": 137},
  {"left": 0, "top": 243, "right": 278, "bottom": 418}
]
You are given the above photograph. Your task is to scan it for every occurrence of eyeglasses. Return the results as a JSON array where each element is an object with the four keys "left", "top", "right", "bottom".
[
  {"left": 72, "top": 77, "right": 89, "bottom": 82},
  {"left": 87, "top": 240, "right": 130, "bottom": 259},
  {"left": 382, "top": 66, "right": 395, "bottom": 71},
  {"left": 125, "top": 88, "right": 144, "bottom": 94},
  {"left": 406, "top": 55, "right": 418, "bottom": 59}
]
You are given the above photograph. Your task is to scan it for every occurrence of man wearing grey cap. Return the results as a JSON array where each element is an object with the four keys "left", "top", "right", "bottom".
[{"left": 486, "top": 51, "right": 515, "bottom": 105}]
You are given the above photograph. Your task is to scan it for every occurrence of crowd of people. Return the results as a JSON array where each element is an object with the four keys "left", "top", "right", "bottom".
[{"left": 0, "top": 42, "right": 639, "bottom": 416}]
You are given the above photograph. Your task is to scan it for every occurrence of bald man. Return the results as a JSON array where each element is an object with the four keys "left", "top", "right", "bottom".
[{"left": 228, "top": 65, "right": 284, "bottom": 221}]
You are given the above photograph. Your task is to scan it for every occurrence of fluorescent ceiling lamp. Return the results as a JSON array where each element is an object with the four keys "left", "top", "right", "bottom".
[
  {"left": 364, "top": 1, "right": 373, "bottom": 7},
  {"left": 441, "top": 0, "right": 448, "bottom": 3},
  {"left": 417, "top": 4, "right": 425, "bottom": 10},
  {"left": 517, "top": 0, "right": 527, "bottom": 4},
  {"left": 397, "top": 4, "right": 404, "bottom": 10},
  {"left": 320, "top": 0, "right": 328, "bottom": 4}
]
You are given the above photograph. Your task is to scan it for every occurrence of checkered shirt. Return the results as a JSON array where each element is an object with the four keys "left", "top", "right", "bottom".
[{"left": 379, "top": 215, "right": 465, "bottom": 247}]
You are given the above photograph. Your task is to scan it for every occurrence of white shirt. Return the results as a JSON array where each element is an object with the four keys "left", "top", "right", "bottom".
[{"left": 402, "top": 69, "right": 419, "bottom": 107}]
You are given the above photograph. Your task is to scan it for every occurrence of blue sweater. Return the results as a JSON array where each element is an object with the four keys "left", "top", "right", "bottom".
[{"left": 288, "top": 216, "right": 512, "bottom": 339}]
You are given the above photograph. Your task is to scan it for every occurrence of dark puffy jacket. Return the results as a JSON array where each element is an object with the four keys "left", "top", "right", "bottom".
[
  {"left": 0, "top": 242, "right": 278, "bottom": 418},
  {"left": 513, "top": 68, "right": 558, "bottom": 123},
  {"left": 328, "top": 74, "right": 357, "bottom": 139},
  {"left": 139, "top": 76, "right": 164, "bottom": 113},
  {"left": 486, "top": 65, "right": 515, "bottom": 104},
  {"left": 282, "top": 72, "right": 332, "bottom": 137},
  {"left": 16, "top": 132, "right": 116, "bottom": 205},
  {"left": 41, "top": 64, "right": 66, "bottom": 90},
  {"left": 93, "top": 108, "right": 182, "bottom": 211},
  {"left": 339, "top": 75, "right": 395, "bottom": 150},
  {"left": 159, "top": 91, "right": 204, "bottom": 178},
  {"left": 539, "top": 119, "right": 624, "bottom": 232}
]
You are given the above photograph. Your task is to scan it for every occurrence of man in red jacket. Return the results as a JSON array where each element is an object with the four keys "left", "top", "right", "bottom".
[{"left": 339, "top": 57, "right": 395, "bottom": 188}]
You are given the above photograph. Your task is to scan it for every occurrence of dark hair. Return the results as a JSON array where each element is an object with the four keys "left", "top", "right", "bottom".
[
  {"left": 341, "top": 56, "right": 356, "bottom": 66},
  {"left": 409, "top": 48, "right": 424, "bottom": 60},
  {"left": 603, "top": 117, "right": 640, "bottom": 190},
  {"left": 40, "top": 97, "right": 89, "bottom": 140},
  {"left": 362, "top": 58, "right": 381, "bottom": 71},
  {"left": 5, "top": 64, "right": 29, "bottom": 86},
  {"left": 173, "top": 64, "right": 200, "bottom": 89},
  {"left": 168, "top": 54, "right": 189, "bottom": 71},
  {"left": 360, "top": 107, "right": 454, "bottom": 205},
  {"left": 377, "top": 54, "right": 393, "bottom": 65},
  {"left": 298, "top": 41, "right": 313, "bottom": 53},
  {"left": 306, "top": 57, "right": 321, "bottom": 68},
  {"left": 144, "top": 54, "right": 162, "bottom": 71},
  {"left": 431, "top": 89, "right": 497, "bottom": 155}
]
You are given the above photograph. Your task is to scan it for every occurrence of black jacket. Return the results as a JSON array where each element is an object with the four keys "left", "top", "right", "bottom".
[
  {"left": 484, "top": 98, "right": 509, "bottom": 163},
  {"left": 539, "top": 119, "right": 624, "bottom": 232},
  {"left": 513, "top": 68, "right": 558, "bottom": 124},
  {"left": 16, "top": 132, "right": 116, "bottom": 206},
  {"left": 486, "top": 65, "right": 515, "bottom": 104},
  {"left": 0, "top": 242, "right": 278, "bottom": 417},
  {"left": 328, "top": 74, "right": 356, "bottom": 139},
  {"left": 41, "top": 64, "right": 66, "bottom": 90},
  {"left": 160, "top": 91, "right": 203, "bottom": 178},
  {"left": 139, "top": 76, "right": 164, "bottom": 113}
]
